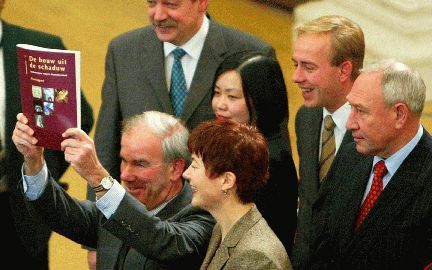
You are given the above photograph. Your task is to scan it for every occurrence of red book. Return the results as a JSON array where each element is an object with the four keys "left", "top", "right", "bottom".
[{"left": 17, "top": 44, "right": 81, "bottom": 151}]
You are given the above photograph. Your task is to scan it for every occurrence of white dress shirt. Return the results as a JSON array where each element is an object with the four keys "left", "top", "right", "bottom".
[
  {"left": 320, "top": 102, "right": 351, "bottom": 157},
  {"left": 164, "top": 15, "right": 209, "bottom": 92}
]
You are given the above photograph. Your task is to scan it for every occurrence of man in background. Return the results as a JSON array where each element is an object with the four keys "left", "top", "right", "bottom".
[
  {"left": 291, "top": 15, "right": 364, "bottom": 269},
  {"left": 93, "top": 0, "right": 275, "bottom": 188},
  {"left": 0, "top": 0, "right": 94, "bottom": 268}
]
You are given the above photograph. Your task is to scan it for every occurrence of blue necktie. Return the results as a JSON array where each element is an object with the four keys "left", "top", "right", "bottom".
[{"left": 170, "top": 48, "right": 187, "bottom": 117}]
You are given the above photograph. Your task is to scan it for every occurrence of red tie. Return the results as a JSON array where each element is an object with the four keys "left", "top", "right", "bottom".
[{"left": 355, "top": 160, "right": 387, "bottom": 231}]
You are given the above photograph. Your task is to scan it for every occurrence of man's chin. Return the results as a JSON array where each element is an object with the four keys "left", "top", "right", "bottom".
[
  {"left": 303, "top": 100, "right": 319, "bottom": 108},
  {"left": 154, "top": 28, "right": 175, "bottom": 41},
  {"left": 355, "top": 144, "right": 370, "bottom": 155},
  {"left": 127, "top": 188, "right": 142, "bottom": 198}
]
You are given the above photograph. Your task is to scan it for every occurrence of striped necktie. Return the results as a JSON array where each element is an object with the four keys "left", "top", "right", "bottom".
[{"left": 319, "top": 115, "right": 336, "bottom": 182}]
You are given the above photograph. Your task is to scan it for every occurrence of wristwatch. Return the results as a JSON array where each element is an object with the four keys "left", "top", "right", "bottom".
[{"left": 92, "top": 176, "right": 114, "bottom": 193}]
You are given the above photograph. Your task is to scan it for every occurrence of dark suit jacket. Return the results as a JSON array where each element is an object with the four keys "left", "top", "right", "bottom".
[
  {"left": 255, "top": 132, "right": 298, "bottom": 255},
  {"left": 91, "top": 18, "right": 275, "bottom": 197},
  {"left": 24, "top": 176, "right": 215, "bottom": 270},
  {"left": 200, "top": 205, "right": 291, "bottom": 270},
  {"left": 1, "top": 20, "right": 93, "bottom": 261},
  {"left": 309, "top": 129, "right": 432, "bottom": 270},
  {"left": 292, "top": 106, "right": 353, "bottom": 269}
]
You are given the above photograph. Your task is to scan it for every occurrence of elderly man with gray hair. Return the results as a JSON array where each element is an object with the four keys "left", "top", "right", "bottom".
[
  {"left": 308, "top": 59, "right": 432, "bottom": 270},
  {"left": 12, "top": 110, "right": 214, "bottom": 270}
]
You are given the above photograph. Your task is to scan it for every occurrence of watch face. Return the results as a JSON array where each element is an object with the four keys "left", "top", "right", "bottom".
[{"left": 101, "top": 177, "right": 113, "bottom": 189}]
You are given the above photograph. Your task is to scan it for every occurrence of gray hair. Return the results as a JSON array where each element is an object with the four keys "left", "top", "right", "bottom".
[
  {"left": 362, "top": 59, "right": 426, "bottom": 115},
  {"left": 122, "top": 111, "right": 191, "bottom": 164}
]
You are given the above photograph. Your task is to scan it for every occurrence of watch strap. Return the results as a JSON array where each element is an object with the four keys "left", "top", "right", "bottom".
[
  {"left": 92, "top": 176, "right": 114, "bottom": 192},
  {"left": 92, "top": 184, "right": 105, "bottom": 193}
]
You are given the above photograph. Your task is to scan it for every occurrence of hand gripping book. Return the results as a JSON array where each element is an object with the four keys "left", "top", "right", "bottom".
[{"left": 17, "top": 44, "right": 81, "bottom": 151}]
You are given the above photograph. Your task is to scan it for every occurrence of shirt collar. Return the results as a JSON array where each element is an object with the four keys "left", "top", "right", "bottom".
[
  {"left": 323, "top": 102, "right": 351, "bottom": 132},
  {"left": 164, "top": 15, "right": 209, "bottom": 59},
  {"left": 148, "top": 191, "right": 179, "bottom": 216},
  {"left": 373, "top": 125, "right": 424, "bottom": 177}
]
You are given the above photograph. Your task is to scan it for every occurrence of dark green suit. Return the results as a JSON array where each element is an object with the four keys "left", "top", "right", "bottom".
[{"left": 1, "top": 20, "right": 93, "bottom": 269}]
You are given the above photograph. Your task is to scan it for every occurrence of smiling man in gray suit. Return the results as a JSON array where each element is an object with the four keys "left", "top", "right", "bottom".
[
  {"left": 93, "top": 0, "right": 275, "bottom": 189},
  {"left": 13, "top": 111, "right": 214, "bottom": 270}
]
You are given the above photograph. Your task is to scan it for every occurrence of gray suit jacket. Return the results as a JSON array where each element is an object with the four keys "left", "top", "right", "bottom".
[
  {"left": 201, "top": 205, "right": 292, "bottom": 270},
  {"left": 309, "top": 130, "right": 432, "bottom": 269},
  {"left": 292, "top": 106, "right": 353, "bottom": 269},
  {"left": 23, "top": 177, "right": 215, "bottom": 270},
  {"left": 92, "top": 18, "right": 275, "bottom": 191}
]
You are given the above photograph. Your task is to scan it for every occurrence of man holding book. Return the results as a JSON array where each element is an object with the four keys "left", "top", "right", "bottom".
[{"left": 12, "top": 111, "right": 214, "bottom": 270}]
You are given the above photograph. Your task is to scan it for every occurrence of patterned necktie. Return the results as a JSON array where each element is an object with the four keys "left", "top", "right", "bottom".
[
  {"left": 319, "top": 115, "right": 336, "bottom": 182},
  {"left": 355, "top": 160, "right": 387, "bottom": 231},
  {"left": 170, "top": 48, "right": 187, "bottom": 117}
]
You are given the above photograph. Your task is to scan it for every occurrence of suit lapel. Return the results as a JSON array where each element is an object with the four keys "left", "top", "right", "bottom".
[
  {"left": 138, "top": 30, "right": 173, "bottom": 114},
  {"left": 340, "top": 130, "right": 354, "bottom": 147},
  {"left": 343, "top": 131, "right": 432, "bottom": 256},
  {"left": 181, "top": 20, "right": 226, "bottom": 122},
  {"left": 305, "top": 109, "right": 323, "bottom": 198},
  {"left": 317, "top": 126, "right": 354, "bottom": 207},
  {"left": 201, "top": 225, "right": 227, "bottom": 270},
  {"left": 3, "top": 21, "right": 23, "bottom": 158},
  {"left": 121, "top": 183, "right": 192, "bottom": 268},
  {"left": 205, "top": 206, "right": 262, "bottom": 270},
  {"left": 336, "top": 155, "right": 373, "bottom": 248},
  {"left": 318, "top": 131, "right": 355, "bottom": 195},
  {"left": 312, "top": 141, "right": 372, "bottom": 253},
  {"left": 97, "top": 227, "right": 125, "bottom": 269},
  {"left": 158, "top": 182, "right": 192, "bottom": 221},
  {"left": 137, "top": 21, "right": 226, "bottom": 123}
]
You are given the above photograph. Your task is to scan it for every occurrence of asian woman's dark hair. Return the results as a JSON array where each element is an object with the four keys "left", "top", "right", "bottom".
[{"left": 213, "top": 51, "right": 288, "bottom": 137}]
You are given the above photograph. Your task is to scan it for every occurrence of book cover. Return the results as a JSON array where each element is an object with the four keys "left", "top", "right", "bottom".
[{"left": 17, "top": 44, "right": 81, "bottom": 151}]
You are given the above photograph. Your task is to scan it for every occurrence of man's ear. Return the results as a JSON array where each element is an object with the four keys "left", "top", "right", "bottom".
[
  {"left": 198, "top": 0, "right": 209, "bottom": 13},
  {"left": 171, "top": 159, "right": 186, "bottom": 181},
  {"left": 393, "top": 102, "right": 409, "bottom": 129},
  {"left": 339, "top": 60, "right": 353, "bottom": 83}
]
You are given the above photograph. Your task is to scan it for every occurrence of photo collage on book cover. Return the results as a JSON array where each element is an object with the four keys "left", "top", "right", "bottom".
[{"left": 31, "top": 85, "right": 69, "bottom": 128}]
